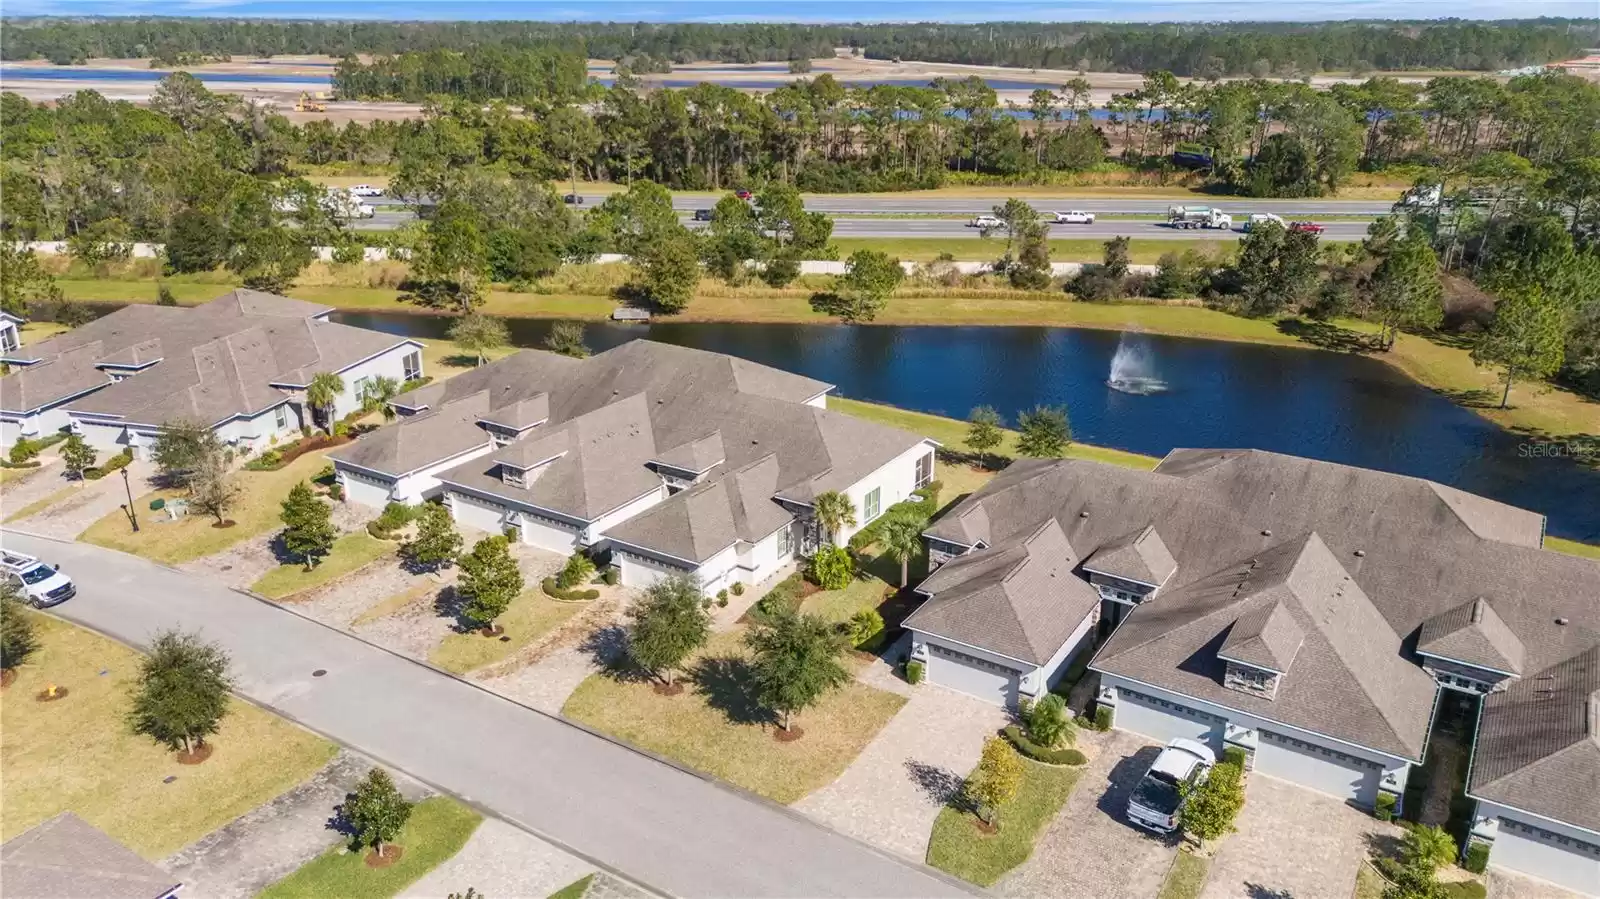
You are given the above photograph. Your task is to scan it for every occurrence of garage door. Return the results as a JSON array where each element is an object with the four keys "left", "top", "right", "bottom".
[
  {"left": 449, "top": 493, "right": 508, "bottom": 535},
  {"left": 618, "top": 552, "right": 686, "bottom": 589},
  {"left": 1255, "top": 730, "right": 1382, "bottom": 807},
  {"left": 518, "top": 512, "right": 579, "bottom": 554},
  {"left": 925, "top": 644, "right": 1021, "bottom": 707},
  {"left": 1114, "top": 688, "right": 1224, "bottom": 750},
  {"left": 342, "top": 473, "right": 394, "bottom": 510},
  {"left": 1491, "top": 817, "right": 1600, "bottom": 896}
]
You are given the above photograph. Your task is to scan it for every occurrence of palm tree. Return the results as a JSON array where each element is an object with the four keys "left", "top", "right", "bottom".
[
  {"left": 305, "top": 372, "right": 345, "bottom": 432},
  {"left": 360, "top": 375, "right": 401, "bottom": 421},
  {"left": 878, "top": 514, "right": 924, "bottom": 588},
  {"left": 811, "top": 491, "right": 856, "bottom": 545}
]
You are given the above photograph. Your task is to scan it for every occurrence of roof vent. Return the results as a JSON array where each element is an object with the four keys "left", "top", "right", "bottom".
[
  {"left": 1556, "top": 617, "right": 1569, "bottom": 626},
  {"left": 1078, "top": 511, "right": 1089, "bottom": 518},
  {"left": 1353, "top": 549, "right": 1365, "bottom": 557},
  {"left": 1471, "top": 598, "right": 1486, "bottom": 624},
  {"left": 1261, "top": 529, "right": 1272, "bottom": 537}
]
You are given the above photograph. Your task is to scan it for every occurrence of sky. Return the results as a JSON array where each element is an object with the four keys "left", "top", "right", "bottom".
[{"left": 8, "top": 0, "right": 1600, "bottom": 23}]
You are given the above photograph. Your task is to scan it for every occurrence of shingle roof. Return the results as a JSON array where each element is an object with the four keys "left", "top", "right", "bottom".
[
  {"left": 1083, "top": 525, "right": 1177, "bottom": 586},
  {"left": 206, "top": 287, "right": 333, "bottom": 319},
  {"left": 905, "top": 518, "right": 1100, "bottom": 666},
  {"left": 330, "top": 391, "right": 493, "bottom": 476},
  {"left": 606, "top": 454, "right": 794, "bottom": 563},
  {"left": 655, "top": 431, "right": 727, "bottom": 474},
  {"left": 1417, "top": 598, "right": 1526, "bottom": 676},
  {"left": 1470, "top": 646, "right": 1600, "bottom": 833},
  {"left": 1, "top": 812, "right": 180, "bottom": 899},
  {"left": 1219, "top": 600, "right": 1305, "bottom": 674},
  {"left": 0, "top": 343, "right": 110, "bottom": 413}
]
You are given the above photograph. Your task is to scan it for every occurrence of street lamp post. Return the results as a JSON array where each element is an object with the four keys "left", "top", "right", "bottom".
[{"left": 120, "top": 467, "right": 139, "bottom": 532}]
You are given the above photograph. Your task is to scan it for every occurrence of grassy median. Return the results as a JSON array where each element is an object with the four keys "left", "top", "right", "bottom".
[
  {"left": 926, "top": 755, "right": 1081, "bottom": 886},
  {"left": 429, "top": 587, "right": 584, "bottom": 675}
]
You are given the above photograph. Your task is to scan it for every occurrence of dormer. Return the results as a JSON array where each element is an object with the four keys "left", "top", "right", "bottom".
[
  {"left": 650, "top": 431, "right": 726, "bottom": 493},
  {"left": 1082, "top": 525, "right": 1177, "bottom": 605},
  {"left": 1416, "top": 597, "right": 1524, "bottom": 694},
  {"left": 1218, "top": 600, "right": 1303, "bottom": 700},
  {"left": 477, "top": 394, "right": 550, "bottom": 447}
]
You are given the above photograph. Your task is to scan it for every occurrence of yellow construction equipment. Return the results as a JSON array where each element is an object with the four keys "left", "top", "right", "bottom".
[{"left": 294, "top": 92, "right": 327, "bottom": 113}]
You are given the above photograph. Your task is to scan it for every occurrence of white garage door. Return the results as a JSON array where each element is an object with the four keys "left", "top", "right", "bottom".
[
  {"left": 518, "top": 512, "right": 579, "bottom": 554},
  {"left": 925, "top": 643, "right": 1020, "bottom": 707},
  {"left": 450, "top": 493, "right": 508, "bottom": 535},
  {"left": 1114, "top": 688, "right": 1225, "bottom": 751},
  {"left": 618, "top": 552, "right": 685, "bottom": 589},
  {"left": 342, "top": 474, "right": 394, "bottom": 510},
  {"left": 1255, "top": 730, "right": 1382, "bottom": 807},
  {"left": 1492, "top": 817, "right": 1600, "bottom": 897}
]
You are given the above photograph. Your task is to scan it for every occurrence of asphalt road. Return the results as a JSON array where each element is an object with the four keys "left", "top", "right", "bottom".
[{"left": 4, "top": 531, "right": 975, "bottom": 899}]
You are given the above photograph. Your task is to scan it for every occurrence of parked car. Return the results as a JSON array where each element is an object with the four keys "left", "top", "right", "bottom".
[
  {"left": 1244, "top": 212, "right": 1285, "bottom": 232},
  {"left": 1, "top": 549, "right": 75, "bottom": 608},
  {"left": 969, "top": 214, "right": 1007, "bottom": 229},
  {"left": 1051, "top": 210, "right": 1096, "bottom": 225},
  {"left": 693, "top": 208, "right": 714, "bottom": 222},
  {"left": 1126, "top": 738, "right": 1216, "bottom": 834},
  {"left": 735, "top": 189, "right": 754, "bottom": 201},
  {"left": 348, "top": 184, "right": 384, "bottom": 198},
  {"left": 563, "top": 194, "right": 584, "bottom": 205},
  {"left": 1289, "top": 221, "right": 1326, "bottom": 235}
]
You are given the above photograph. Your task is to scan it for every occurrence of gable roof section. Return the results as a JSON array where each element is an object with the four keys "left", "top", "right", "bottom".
[
  {"left": 606, "top": 454, "right": 794, "bottom": 564},
  {"left": 1219, "top": 599, "right": 1305, "bottom": 674},
  {"left": 0, "top": 342, "right": 109, "bottom": 413},
  {"left": 330, "top": 391, "right": 492, "bottom": 476},
  {"left": 1083, "top": 525, "right": 1177, "bottom": 586},
  {"left": 1470, "top": 646, "right": 1600, "bottom": 834},
  {"left": 1, "top": 812, "right": 180, "bottom": 899},
  {"left": 1417, "top": 597, "right": 1526, "bottom": 675},
  {"left": 204, "top": 287, "right": 333, "bottom": 319},
  {"left": 655, "top": 431, "right": 727, "bottom": 474}
]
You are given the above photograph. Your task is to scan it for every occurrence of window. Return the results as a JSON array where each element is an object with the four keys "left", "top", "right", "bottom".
[
  {"left": 915, "top": 452, "right": 934, "bottom": 488},
  {"left": 777, "top": 524, "right": 793, "bottom": 558},
  {"left": 863, "top": 487, "right": 881, "bottom": 521},
  {"left": 502, "top": 466, "right": 526, "bottom": 488},
  {"left": 402, "top": 351, "right": 422, "bottom": 380},
  {"left": 275, "top": 405, "right": 288, "bottom": 430}
]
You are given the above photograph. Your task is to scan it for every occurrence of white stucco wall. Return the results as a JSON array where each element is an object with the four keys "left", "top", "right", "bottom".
[
  {"left": 334, "top": 442, "right": 495, "bottom": 510},
  {"left": 833, "top": 440, "right": 937, "bottom": 547},
  {"left": 584, "top": 486, "right": 669, "bottom": 546},
  {"left": 0, "top": 406, "right": 73, "bottom": 447},
  {"left": 324, "top": 343, "right": 424, "bottom": 421},
  {"left": 1471, "top": 799, "right": 1600, "bottom": 896},
  {"left": 513, "top": 507, "right": 582, "bottom": 554}
]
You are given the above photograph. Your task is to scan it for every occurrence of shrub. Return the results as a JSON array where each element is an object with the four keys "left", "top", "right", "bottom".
[
  {"left": 556, "top": 552, "right": 596, "bottom": 589},
  {"left": 730, "top": 582, "right": 745, "bottom": 596},
  {"left": 327, "top": 483, "right": 344, "bottom": 501},
  {"left": 1002, "top": 724, "right": 1087, "bottom": 765},
  {"left": 8, "top": 438, "right": 39, "bottom": 465},
  {"left": 750, "top": 573, "right": 804, "bottom": 622},
  {"left": 502, "top": 524, "right": 521, "bottom": 541},
  {"left": 846, "top": 485, "right": 943, "bottom": 552},
  {"left": 807, "top": 545, "right": 854, "bottom": 590},
  {"left": 1222, "top": 746, "right": 1249, "bottom": 769},
  {"left": 541, "top": 577, "right": 600, "bottom": 601},
  {"left": 847, "top": 607, "right": 885, "bottom": 648},
  {"left": 244, "top": 448, "right": 285, "bottom": 471},
  {"left": 716, "top": 591, "right": 729, "bottom": 608},
  {"left": 85, "top": 448, "right": 133, "bottom": 480},
  {"left": 905, "top": 659, "right": 925, "bottom": 684},
  {"left": 1375, "top": 792, "right": 1397, "bottom": 822},
  {"left": 332, "top": 420, "right": 351, "bottom": 438},
  {"left": 1092, "top": 704, "right": 1113, "bottom": 731},
  {"left": 602, "top": 566, "right": 619, "bottom": 586},
  {"left": 1462, "top": 841, "right": 1489, "bottom": 874},
  {"left": 1025, "top": 693, "right": 1075, "bottom": 748},
  {"left": 367, "top": 502, "right": 419, "bottom": 539}
]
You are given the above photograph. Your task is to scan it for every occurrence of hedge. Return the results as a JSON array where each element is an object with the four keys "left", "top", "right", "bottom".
[
  {"left": 1462, "top": 841, "right": 1489, "bottom": 874},
  {"left": 1222, "top": 746, "right": 1248, "bottom": 769},
  {"left": 905, "top": 659, "right": 925, "bottom": 684},
  {"left": 542, "top": 577, "right": 599, "bottom": 602},
  {"left": 246, "top": 433, "right": 352, "bottom": 472},
  {"left": 846, "top": 480, "right": 944, "bottom": 552},
  {"left": 367, "top": 501, "right": 420, "bottom": 539},
  {"left": 1092, "top": 704, "right": 1113, "bottom": 731},
  {"left": 397, "top": 375, "right": 434, "bottom": 395},
  {"left": 1002, "top": 724, "right": 1088, "bottom": 766},
  {"left": 83, "top": 449, "right": 133, "bottom": 480}
]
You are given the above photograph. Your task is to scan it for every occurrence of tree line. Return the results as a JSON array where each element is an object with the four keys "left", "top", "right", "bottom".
[{"left": 3, "top": 17, "right": 1593, "bottom": 75}]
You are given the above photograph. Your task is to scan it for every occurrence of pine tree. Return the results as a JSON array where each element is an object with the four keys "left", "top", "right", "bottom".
[
  {"left": 457, "top": 535, "right": 523, "bottom": 628},
  {"left": 965, "top": 737, "right": 1025, "bottom": 826},
  {"left": 1369, "top": 229, "right": 1443, "bottom": 350},
  {"left": 1473, "top": 286, "right": 1568, "bottom": 409},
  {"left": 279, "top": 481, "right": 336, "bottom": 570},
  {"left": 128, "top": 631, "right": 232, "bottom": 754},
  {"left": 627, "top": 574, "right": 712, "bottom": 686},
  {"left": 343, "top": 768, "right": 413, "bottom": 858},
  {"left": 60, "top": 433, "right": 97, "bottom": 480},
  {"left": 404, "top": 503, "right": 463, "bottom": 573}
]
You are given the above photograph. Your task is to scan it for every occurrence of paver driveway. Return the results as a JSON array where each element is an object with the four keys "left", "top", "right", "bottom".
[
  {"left": 1000, "top": 729, "right": 1177, "bottom": 899},
  {"left": 794, "top": 686, "right": 1008, "bottom": 860},
  {"left": 1488, "top": 869, "right": 1592, "bottom": 899},
  {"left": 1200, "top": 774, "right": 1397, "bottom": 899}
]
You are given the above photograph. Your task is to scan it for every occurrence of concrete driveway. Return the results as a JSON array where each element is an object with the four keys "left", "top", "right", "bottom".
[
  {"left": 1200, "top": 775, "right": 1398, "bottom": 899},
  {"left": 1000, "top": 729, "right": 1178, "bottom": 899}
]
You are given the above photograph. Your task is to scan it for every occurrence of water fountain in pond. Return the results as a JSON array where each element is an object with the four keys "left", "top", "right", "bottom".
[{"left": 1106, "top": 334, "right": 1169, "bottom": 395}]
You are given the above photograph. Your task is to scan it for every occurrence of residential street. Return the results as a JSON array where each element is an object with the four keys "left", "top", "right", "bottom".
[{"left": 2, "top": 530, "right": 974, "bottom": 899}]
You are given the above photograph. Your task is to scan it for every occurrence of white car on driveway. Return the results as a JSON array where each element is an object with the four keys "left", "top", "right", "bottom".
[
  {"left": 348, "top": 184, "right": 385, "bottom": 198},
  {"left": 1050, "top": 210, "right": 1096, "bottom": 224},
  {"left": 1, "top": 549, "right": 75, "bottom": 608},
  {"left": 1126, "top": 738, "right": 1216, "bottom": 834},
  {"left": 969, "top": 214, "right": 1007, "bottom": 229}
]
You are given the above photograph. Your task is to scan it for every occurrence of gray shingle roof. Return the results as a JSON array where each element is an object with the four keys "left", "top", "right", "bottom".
[
  {"left": 1417, "top": 598, "right": 1526, "bottom": 676},
  {"left": 1083, "top": 525, "right": 1177, "bottom": 586},
  {"left": 0, "top": 343, "right": 110, "bottom": 413},
  {"left": 330, "top": 391, "right": 493, "bottom": 475},
  {"left": 1, "top": 812, "right": 180, "bottom": 899},
  {"left": 1219, "top": 599, "right": 1305, "bottom": 674},
  {"left": 606, "top": 454, "right": 794, "bottom": 563},
  {"left": 905, "top": 518, "right": 1100, "bottom": 666},
  {"left": 655, "top": 431, "right": 727, "bottom": 474}
]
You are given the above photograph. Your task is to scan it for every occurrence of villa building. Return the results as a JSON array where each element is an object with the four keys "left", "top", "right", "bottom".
[
  {"left": 330, "top": 340, "right": 937, "bottom": 593},
  {"left": 911, "top": 451, "right": 1599, "bottom": 895}
]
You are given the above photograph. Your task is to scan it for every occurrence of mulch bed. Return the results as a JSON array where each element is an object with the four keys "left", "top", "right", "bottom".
[
  {"left": 176, "top": 743, "right": 215, "bottom": 765},
  {"left": 211, "top": 520, "right": 237, "bottom": 529},
  {"left": 0, "top": 669, "right": 16, "bottom": 689},
  {"left": 35, "top": 686, "right": 69, "bottom": 702},
  {"left": 479, "top": 625, "right": 505, "bottom": 638},
  {"left": 773, "top": 726, "right": 806, "bottom": 743},
  {"left": 365, "top": 846, "right": 404, "bottom": 868},
  {"left": 974, "top": 818, "right": 999, "bottom": 835},
  {"left": 652, "top": 681, "right": 685, "bottom": 696}
]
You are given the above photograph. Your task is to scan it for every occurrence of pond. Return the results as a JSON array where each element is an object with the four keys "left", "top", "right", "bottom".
[{"left": 332, "top": 311, "right": 1600, "bottom": 542}]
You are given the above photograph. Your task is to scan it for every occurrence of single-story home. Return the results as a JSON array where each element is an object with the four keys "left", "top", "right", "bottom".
[
  {"left": 0, "top": 311, "right": 22, "bottom": 354},
  {"left": 2, "top": 812, "right": 182, "bottom": 898},
  {"left": 914, "top": 450, "right": 1599, "bottom": 895},
  {"left": 0, "top": 290, "right": 424, "bottom": 457},
  {"left": 330, "top": 340, "right": 937, "bottom": 592}
]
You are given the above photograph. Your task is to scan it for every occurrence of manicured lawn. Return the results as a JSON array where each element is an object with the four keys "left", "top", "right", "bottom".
[
  {"left": 1158, "top": 851, "right": 1213, "bottom": 899},
  {"left": 562, "top": 630, "right": 907, "bottom": 803},
  {"left": 799, "top": 573, "right": 893, "bottom": 624},
  {"left": 925, "top": 756, "right": 1081, "bottom": 886},
  {"left": 256, "top": 797, "right": 482, "bottom": 899},
  {"left": 548, "top": 874, "right": 595, "bottom": 899},
  {"left": 428, "top": 588, "right": 584, "bottom": 675},
  {"left": 0, "top": 615, "right": 337, "bottom": 858},
  {"left": 79, "top": 451, "right": 333, "bottom": 564},
  {"left": 352, "top": 583, "right": 436, "bottom": 626},
  {"left": 251, "top": 532, "right": 396, "bottom": 599},
  {"left": 1547, "top": 537, "right": 1600, "bottom": 561},
  {"left": 830, "top": 396, "right": 1160, "bottom": 471}
]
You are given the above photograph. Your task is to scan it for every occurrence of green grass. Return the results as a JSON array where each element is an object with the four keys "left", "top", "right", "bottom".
[
  {"left": 1353, "top": 862, "right": 1387, "bottom": 899},
  {"left": 926, "top": 755, "right": 1081, "bottom": 886},
  {"left": 1158, "top": 852, "right": 1213, "bottom": 899},
  {"left": 562, "top": 629, "right": 906, "bottom": 804},
  {"left": 799, "top": 574, "right": 893, "bottom": 624},
  {"left": 2, "top": 484, "right": 81, "bottom": 523},
  {"left": 1546, "top": 537, "right": 1600, "bottom": 561},
  {"left": 548, "top": 874, "right": 595, "bottom": 899},
  {"left": 251, "top": 532, "right": 396, "bottom": 599},
  {"left": 428, "top": 588, "right": 583, "bottom": 675},
  {"left": 256, "top": 797, "right": 482, "bottom": 899},
  {"left": 0, "top": 615, "right": 337, "bottom": 858},
  {"left": 78, "top": 451, "right": 332, "bottom": 564}
]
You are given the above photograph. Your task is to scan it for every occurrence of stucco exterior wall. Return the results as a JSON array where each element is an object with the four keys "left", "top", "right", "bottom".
[{"left": 832, "top": 440, "right": 937, "bottom": 547}]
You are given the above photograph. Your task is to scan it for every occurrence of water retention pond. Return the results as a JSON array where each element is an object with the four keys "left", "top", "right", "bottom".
[{"left": 332, "top": 311, "right": 1600, "bottom": 542}]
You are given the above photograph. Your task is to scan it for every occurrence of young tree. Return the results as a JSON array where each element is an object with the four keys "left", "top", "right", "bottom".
[
  {"left": 1016, "top": 406, "right": 1072, "bottom": 457},
  {"left": 128, "top": 630, "right": 233, "bottom": 754},
  {"left": 965, "top": 737, "right": 1025, "bottom": 826},
  {"left": 60, "top": 433, "right": 97, "bottom": 480},
  {"left": 1369, "top": 229, "right": 1443, "bottom": 350},
  {"left": 279, "top": 481, "right": 336, "bottom": 570},
  {"left": 966, "top": 406, "right": 1005, "bottom": 468},
  {"left": 636, "top": 225, "right": 701, "bottom": 313},
  {"left": 745, "top": 608, "right": 851, "bottom": 733},
  {"left": 828, "top": 250, "right": 904, "bottom": 323},
  {"left": 188, "top": 441, "right": 241, "bottom": 526},
  {"left": 1009, "top": 221, "right": 1053, "bottom": 291},
  {"left": 992, "top": 198, "right": 1042, "bottom": 258},
  {"left": 1, "top": 584, "right": 39, "bottom": 673},
  {"left": 878, "top": 514, "right": 924, "bottom": 588},
  {"left": 1473, "top": 287, "right": 1568, "bottom": 409},
  {"left": 1178, "top": 761, "right": 1245, "bottom": 849},
  {"left": 543, "top": 321, "right": 590, "bottom": 359},
  {"left": 343, "top": 768, "right": 413, "bottom": 859},
  {"left": 156, "top": 283, "right": 179, "bottom": 307},
  {"left": 457, "top": 534, "right": 522, "bottom": 627},
  {"left": 152, "top": 419, "right": 217, "bottom": 488},
  {"left": 448, "top": 313, "right": 509, "bottom": 366},
  {"left": 811, "top": 490, "right": 857, "bottom": 544},
  {"left": 360, "top": 375, "right": 401, "bottom": 420},
  {"left": 305, "top": 372, "right": 346, "bottom": 431},
  {"left": 626, "top": 574, "right": 712, "bottom": 687},
  {"left": 0, "top": 243, "right": 63, "bottom": 317},
  {"left": 407, "top": 200, "right": 492, "bottom": 312},
  {"left": 1026, "top": 693, "right": 1074, "bottom": 748},
  {"left": 405, "top": 503, "right": 464, "bottom": 573}
]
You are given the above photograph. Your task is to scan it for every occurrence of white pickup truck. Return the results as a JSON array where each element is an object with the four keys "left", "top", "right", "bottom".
[
  {"left": 1126, "top": 738, "right": 1216, "bottom": 833},
  {"left": 1, "top": 549, "right": 76, "bottom": 608},
  {"left": 1050, "top": 210, "right": 1096, "bottom": 225}
]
